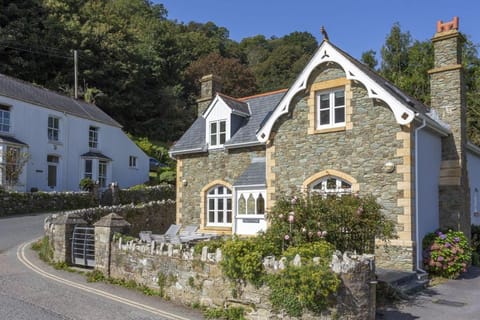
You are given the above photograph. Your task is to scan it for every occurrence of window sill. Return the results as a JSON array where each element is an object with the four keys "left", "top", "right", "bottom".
[
  {"left": 202, "top": 226, "right": 232, "bottom": 234},
  {"left": 48, "top": 140, "right": 63, "bottom": 146},
  {"left": 311, "top": 126, "right": 346, "bottom": 134}
]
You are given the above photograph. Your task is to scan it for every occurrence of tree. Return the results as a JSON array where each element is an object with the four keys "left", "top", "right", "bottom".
[
  {"left": 185, "top": 52, "right": 258, "bottom": 98},
  {"left": 361, "top": 50, "right": 377, "bottom": 69},
  {"left": 1, "top": 146, "right": 30, "bottom": 190}
]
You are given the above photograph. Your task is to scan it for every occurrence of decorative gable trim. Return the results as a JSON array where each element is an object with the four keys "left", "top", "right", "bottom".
[{"left": 256, "top": 41, "right": 416, "bottom": 143}]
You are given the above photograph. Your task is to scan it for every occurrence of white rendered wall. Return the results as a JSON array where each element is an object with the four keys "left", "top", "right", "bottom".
[
  {"left": 467, "top": 150, "right": 480, "bottom": 226},
  {"left": 0, "top": 95, "right": 148, "bottom": 191},
  {"left": 417, "top": 128, "right": 442, "bottom": 241}
]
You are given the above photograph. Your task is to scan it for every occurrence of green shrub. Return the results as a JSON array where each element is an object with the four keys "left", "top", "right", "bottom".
[
  {"left": 203, "top": 306, "right": 245, "bottom": 320},
  {"left": 423, "top": 229, "right": 471, "bottom": 278},
  {"left": 267, "top": 241, "right": 339, "bottom": 317},
  {"left": 266, "top": 194, "right": 395, "bottom": 254},
  {"left": 79, "top": 178, "right": 95, "bottom": 191},
  {"left": 220, "top": 237, "right": 265, "bottom": 287}
]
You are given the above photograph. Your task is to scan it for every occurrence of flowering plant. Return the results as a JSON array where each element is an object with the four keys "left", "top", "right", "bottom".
[{"left": 422, "top": 229, "right": 471, "bottom": 279}]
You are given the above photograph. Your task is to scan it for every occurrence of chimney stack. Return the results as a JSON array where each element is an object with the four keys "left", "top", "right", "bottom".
[
  {"left": 196, "top": 74, "right": 222, "bottom": 117},
  {"left": 428, "top": 17, "right": 470, "bottom": 234}
]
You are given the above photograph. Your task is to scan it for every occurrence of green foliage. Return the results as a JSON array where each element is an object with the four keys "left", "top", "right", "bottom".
[
  {"left": 31, "top": 236, "right": 53, "bottom": 263},
  {"left": 220, "top": 237, "right": 265, "bottom": 287},
  {"left": 267, "top": 241, "right": 339, "bottom": 317},
  {"left": 87, "top": 270, "right": 106, "bottom": 283},
  {"left": 266, "top": 194, "right": 395, "bottom": 254},
  {"left": 203, "top": 306, "right": 246, "bottom": 320},
  {"left": 268, "top": 262, "right": 339, "bottom": 317},
  {"left": 471, "top": 224, "right": 480, "bottom": 266},
  {"left": 79, "top": 178, "right": 94, "bottom": 192},
  {"left": 423, "top": 229, "right": 471, "bottom": 279}
]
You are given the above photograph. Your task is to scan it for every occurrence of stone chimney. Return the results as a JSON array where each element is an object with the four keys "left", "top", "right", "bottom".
[
  {"left": 428, "top": 17, "right": 470, "bottom": 234},
  {"left": 196, "top": 74, "right": 222, "bottom": 117}
]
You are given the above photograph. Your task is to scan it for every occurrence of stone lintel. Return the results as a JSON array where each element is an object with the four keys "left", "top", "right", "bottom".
[{"left": 375, "top": 239, "right": 414, "bottom": 247}]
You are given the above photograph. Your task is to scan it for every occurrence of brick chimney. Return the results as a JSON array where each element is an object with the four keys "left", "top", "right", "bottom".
[
  {"left": 196, "top": 74, "right": 222, "bottom": 117},
  {"left": 428, "top": 17, "right": 470, "bottom": 234}
]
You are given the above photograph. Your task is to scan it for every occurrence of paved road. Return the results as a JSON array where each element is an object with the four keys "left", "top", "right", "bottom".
[
  {"left": 0, "top": 213, "right": 204, "bottom": 320},
  {"left": 377, "top": 266, "right": 480, "bottom": 319}
]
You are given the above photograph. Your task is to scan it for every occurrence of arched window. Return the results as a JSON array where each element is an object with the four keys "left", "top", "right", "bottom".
[
  {"left": 206, "top": 185, "right": 232, "bottom": 226},
  {"left": 311, "top": 176, "right": 352, "bottom": 196}
]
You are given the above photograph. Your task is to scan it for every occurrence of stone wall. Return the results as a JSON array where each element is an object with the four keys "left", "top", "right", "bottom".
[
  {"left": 0, "top": 190, "right": 95, "bottom": 216},
  {"left": 270, "top": 64, "right": 412, "bottom": 270},
  {"left": 177, "top": 146, "right": 265, "bottom": 233},
  {"left": 45, "top": 200, "right": 176, "bottom": 240},
  {"left": 108, "top": 237, "right": 376, "bottom": 320}
]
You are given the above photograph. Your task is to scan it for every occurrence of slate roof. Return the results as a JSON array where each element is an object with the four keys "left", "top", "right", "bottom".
[
  {"left": 0, "top": 134, "right": 27, "bottom": 146},
  {"left": 217, "top": 93, "right": 250, "bottom": 116},
  {"left": 170, "top": 90, "right": 286, "bottom": 155},
  {"left": 233, "top": 158, "right": 266, "bottom": 186},
  {"left": 0, "top": 73, "right": 121, "bottom": 127},
  {"left": 81, "top": 151, "right": 112, "bottom": 160}
]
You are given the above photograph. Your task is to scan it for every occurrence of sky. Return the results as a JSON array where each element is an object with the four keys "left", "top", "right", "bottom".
[{"left": 155, "top": 0, "right": 480, "bottom": 60}]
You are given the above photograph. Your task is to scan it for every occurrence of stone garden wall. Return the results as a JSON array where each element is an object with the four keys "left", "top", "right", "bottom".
[
  {"left": 107, "top": 238, "right": 376, "bottom": 320},
  {"left": 47, "top": 212, "right": 377, "bottom": 320}
]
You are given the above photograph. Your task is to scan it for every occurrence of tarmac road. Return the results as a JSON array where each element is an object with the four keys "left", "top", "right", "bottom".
[{"left": 0, "top": 213, "right": 204, "bottom": 320}]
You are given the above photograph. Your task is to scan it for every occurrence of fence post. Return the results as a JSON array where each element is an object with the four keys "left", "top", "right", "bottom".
[
  {"left": 93, "top": 212, "right": 130, "bottom": 276},
  {"left": 51, "top": 213, "right": 87, "bottom": 265}
]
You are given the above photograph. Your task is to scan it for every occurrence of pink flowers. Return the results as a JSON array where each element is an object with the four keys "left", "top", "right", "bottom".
[
  {"left": 288, "top": 215, "right": 295, "bottom": 223},
  {"left": 284, "top": 234, "right": 290, "bottom": 241}
]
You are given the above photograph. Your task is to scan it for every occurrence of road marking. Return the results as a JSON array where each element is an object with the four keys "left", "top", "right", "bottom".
[{"left": 17, "top": 240, "right": 196, "bottom": 320}]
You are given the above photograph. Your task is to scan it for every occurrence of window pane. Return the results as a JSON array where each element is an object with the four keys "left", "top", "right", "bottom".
[
  {"left": 226, "top": 211, "right": 232, "bottom": 223},
  {"left": 326, "top": 178, "right": 336, "bottom": 189},
  {"left": 257, "top": 194, "right": 265, "bottom": 214},
  {"left": 85, "top": 160, "right": 92, "bottom": 173},
  {"left": 334, "top": 107, "right": 345, "bottom": 123},
  {"left": 219, "top": 132, "right": 226, "bottom": 144},
  {"left": 218, "top": 211, "right": 224, "bottom": 223},
  {"left": 247, "top": 194, "right": 255, "bottom": 214},
  {"left": 210, "top": 134, "right": 217, "bottom": 146},
  {"left": 319, "top": 94, "right": 329, "bottom": 109},
  {"left": 210, "top": 122, "right": 217, "bottom": 134},
  {"left": 209, "top": 211, "right": 215, "bottom": 223},
  {"left": 334, "top": 91, "right": 345, "bottom": 106},
  {"left": 320, "top": 109, "right": 330, "bottom": 125},
  {"left": 209, "top": 198, "right": 215, "bottom": 209},
  {"left": 220, "top": 121, "right": 226, "bottom": 132},
  {"left": 238, "top": 195, "right": 246, "bottom": 215},
  {"left": 209, "top": 189, "right": 215, "bottom": 195},
  {"left": 227, "top": 198, "right": 232, "bottom": 210},
  {"left": 218, "top": 199, "right": 224, "bottom": 210}
]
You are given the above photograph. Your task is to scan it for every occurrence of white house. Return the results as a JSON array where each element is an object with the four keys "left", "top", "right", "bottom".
[{"left": 0, "top": 73, "right": 149, "bottom": 192}]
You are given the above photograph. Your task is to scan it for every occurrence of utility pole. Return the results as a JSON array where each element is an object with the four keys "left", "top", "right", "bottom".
[{"left": 74, "top": 50, "right": 78, "bottom": 99}]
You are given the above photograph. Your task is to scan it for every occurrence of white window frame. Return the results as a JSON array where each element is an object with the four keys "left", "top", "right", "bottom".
[
  {"left": 48, "top": 116, "right": 60, "bottom": 142},
  {"left": 310, "top": 176, "right": 352, "bottom": 196},
  {"left": 316, "top": 88, "right": 345, "bottom": 129},
  {"left": 129, "top": 156, "right": 137, "bottom": 168},
  {"left": 209, "top": 119, "right": 227, "bottom": 147},
  {"left": 0, "top": 105, "right": 11, "bottom": 133},
  {"left": 98, "top": 160, "right": 107, "bottom": 188},
  {"left": 89, "top": 126, "right": 99, "bottom": 149},
  {"left": 206, "top": 185, "right": 232, "bottom": 227},
  {"left": 236, "top": 190, "right": 266, "bottom": 217}
]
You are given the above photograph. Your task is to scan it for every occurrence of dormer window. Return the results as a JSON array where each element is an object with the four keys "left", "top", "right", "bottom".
[{"left": 209, "top": 120, "right": 226, "bottom": 147}]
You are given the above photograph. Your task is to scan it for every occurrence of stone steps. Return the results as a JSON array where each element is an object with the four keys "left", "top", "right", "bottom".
[{"left": 376, "top": 268, "right": 429, "bottom": 298}]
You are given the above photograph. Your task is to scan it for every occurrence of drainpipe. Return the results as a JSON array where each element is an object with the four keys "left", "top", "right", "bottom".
[{"left": 415, "top": 116, "right": 427, "bottom": 274}]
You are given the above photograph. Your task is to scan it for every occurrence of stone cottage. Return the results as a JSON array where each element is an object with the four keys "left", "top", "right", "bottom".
[{"left": 170, "top": 17, "right": 480, "bottom": 271}]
